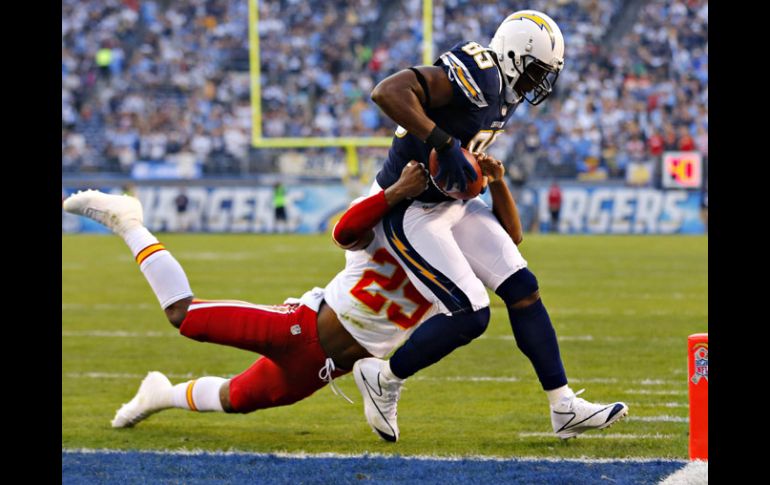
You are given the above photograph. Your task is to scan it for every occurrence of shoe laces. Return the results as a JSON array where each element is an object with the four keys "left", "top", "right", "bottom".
[
  {"left": 569, "top": 389, "right": 610, "bottom": 412},
  {"left": 558, "top": 389, "right": 586, "bottom": 411},
  {"left": 319, "top": 358, "right": 353, "bottom": 404}
]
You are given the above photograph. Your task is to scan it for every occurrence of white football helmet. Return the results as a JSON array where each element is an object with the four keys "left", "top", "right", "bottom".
[{"left": 489, "top": 10, "right": 565, "bottom": 105}]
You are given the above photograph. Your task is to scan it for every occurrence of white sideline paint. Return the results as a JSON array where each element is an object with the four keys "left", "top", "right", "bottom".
[
  {"left": 62, "top": 448, "right": 687, "bottom": 464},
  {"left": 658, "top": 460, "right": 707, "bottom": 484},
  {"left": 518, "top": 432, "right": 675, "bottom": 440}
]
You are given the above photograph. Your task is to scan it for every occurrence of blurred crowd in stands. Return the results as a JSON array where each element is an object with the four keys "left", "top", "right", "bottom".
[{"left": 62, "top": 0, "right": 707, "bottom": 185}]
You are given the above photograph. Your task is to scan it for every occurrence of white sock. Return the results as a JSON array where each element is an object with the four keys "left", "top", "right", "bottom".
[
  {"left": 170, "top": 377, "right": 227, "bottom": 412},
  {"left": 140, "top": 252, "right": 194, "bottom": 309},
  {"left": 124, "top": 226, "right": 193, "bottom": 309},
  {"left": 546, "top": 385, "right": 574, "bottom": 407},
  {"left": 382, "top": 360, "right": 403, "bottom": 382},
  {"left": 124, "top": 226, "right": 159, "bottom": 258}
]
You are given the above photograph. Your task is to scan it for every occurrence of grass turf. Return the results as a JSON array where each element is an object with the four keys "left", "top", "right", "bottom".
[{"left": 62, "top": 234, "right": 706, "bottom": 458}]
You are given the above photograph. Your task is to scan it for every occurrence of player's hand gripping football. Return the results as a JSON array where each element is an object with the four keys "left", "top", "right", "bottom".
[
  {"left": 475, "top": 152, "right": 505, "bottom": 183},
  {"left": 435, "top": 139, "right": 479, "bottom": 192},
  {"left": 385, "top": 160, "right": 430, "bottom": 205}
]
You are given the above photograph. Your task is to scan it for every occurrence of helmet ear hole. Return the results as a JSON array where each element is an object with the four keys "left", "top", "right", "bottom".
[{"left": 507, "top": 50, "right": 515, "bottom": 59}]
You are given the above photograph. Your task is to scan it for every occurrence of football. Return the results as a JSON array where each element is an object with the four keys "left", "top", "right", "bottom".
[{"left": 428, "top": 148, "right": 485, "bottom": 200}]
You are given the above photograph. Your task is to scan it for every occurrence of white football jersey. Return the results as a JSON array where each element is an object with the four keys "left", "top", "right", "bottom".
[{"left": 323, "top": 224, "right": 442, "bottom": 358}]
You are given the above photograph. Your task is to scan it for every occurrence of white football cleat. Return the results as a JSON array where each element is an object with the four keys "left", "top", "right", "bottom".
[
  {"left": 111, "top": 371, "right": 173, "bottom": 428},
  {"left": 353, "top": 358, "right": 402, "bottom": 442},
  {"left": 551, "top": 389, "right": 629, "bottom": 439},
  {"left": 63, "top": 189, "right": 143, "bottom": 236}
]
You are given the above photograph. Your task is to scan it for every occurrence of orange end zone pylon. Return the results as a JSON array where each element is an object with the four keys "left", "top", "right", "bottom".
[{"left": 688, "top": 333, "right": 708, "bottom": 460}]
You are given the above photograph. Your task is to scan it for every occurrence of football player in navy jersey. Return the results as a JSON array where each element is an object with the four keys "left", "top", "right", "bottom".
[{"left": 352, "top": 10, "right": 628, "bottom": 440}]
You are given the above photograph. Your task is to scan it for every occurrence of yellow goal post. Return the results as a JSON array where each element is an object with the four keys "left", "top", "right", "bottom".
[{"left": 248, "top": 0, "right": 434, "bottom": 179}]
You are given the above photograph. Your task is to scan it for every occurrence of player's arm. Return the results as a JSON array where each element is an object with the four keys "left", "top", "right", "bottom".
[
  {"left": 371, "top": 67, "right": 453, "bottom": 141},
  {"left": 476, "top": 153, "right": 523, "bottom": 245},
  {"left": 371, "top": 67, "right": 477, "bottom": 191},
  {"left": 333, "top": 161, "right": 429, "bottom": 250}
]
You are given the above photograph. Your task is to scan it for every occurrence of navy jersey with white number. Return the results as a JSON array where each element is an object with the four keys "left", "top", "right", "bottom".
[{"left": 375, "top": 41, "right": 519, "bottom": 202}]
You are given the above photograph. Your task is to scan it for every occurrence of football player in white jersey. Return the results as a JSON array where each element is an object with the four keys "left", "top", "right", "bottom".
[
  {"left": 62, "top": 157, "right": 507, "bottom": 440},
  {"left": 357, "top": 9, "right": 628, "bottom": 440}
]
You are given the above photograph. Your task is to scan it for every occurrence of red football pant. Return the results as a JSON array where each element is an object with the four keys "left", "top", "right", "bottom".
[{"left": 178, "top": 299, "right": 347, "bottom": 413}]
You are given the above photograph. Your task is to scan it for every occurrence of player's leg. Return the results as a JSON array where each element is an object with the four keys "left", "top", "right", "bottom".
[
  {"left": 453, "top": 200, "right": 571, "bottom": 390},
  {"left": 111, "top": 371, "right": 229, "bottom": 428},
  {"left": 62, "top": 190, "right": 193, "bottom": 326},
  {"left": 177, "top": 299, "right": 317, "bottom": 358},
  {"left": 353, "top": 200, "right": 491, "bottom": 442},
  {"left": 112, "top": 298, "right": 344, "bottom": 427},
  {"left": 454, "top": 199, "right": 628, "bottom": 438},
  {"left": 381, "top": 200, "right": 491, "bottom": 378},
  {"left": 179, "top": 297, "right": 350, "bottom": 409},
  {"left": 227, "top": 350, "right": 344, "bottom": 413},
  {"left": 495, "top": 263, "right": 628, "bottom": 438},
  {"left": 353, "top": 307, "right": 490, "bottom": 442},
  {"left": 113, "top": 355, "right": 334, "bottom": 429}
]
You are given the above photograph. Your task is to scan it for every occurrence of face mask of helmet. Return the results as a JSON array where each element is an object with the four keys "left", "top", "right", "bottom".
[{"left": 510, "top": 54, "right": 560, "bottom": 106}]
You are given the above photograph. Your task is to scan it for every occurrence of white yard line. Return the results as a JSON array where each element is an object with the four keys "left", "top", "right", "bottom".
[
  {"left": 63, "top": 370, "right": 685, "bottom": 389},
  {"left": 627, "top": 416, "right": 688, "bottom": 423},
  {"left": 62, "top": 303, "right": 156, "bottom": 311},
  {"left": 625, "top": 389, "right": 687, "bottom": 396},
  {"left": 61, "top": 448, "right": 686, "bottom": 463},
  {"left": 62, "top": 330, "right": 176, "bottom": 338},
  {"left": 518, "top": 432, "right": 676, "bottom": 440},
  {"left": 65, "top": 372, "right": 199, "bottom": 380},
  {"left": 627, "top": 402, "right": 687, "bottom": 408}
]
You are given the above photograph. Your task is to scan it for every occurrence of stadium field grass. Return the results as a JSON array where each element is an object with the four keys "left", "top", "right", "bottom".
[{"left": 62, "top": 234, "right": 706, "bottom": 459}]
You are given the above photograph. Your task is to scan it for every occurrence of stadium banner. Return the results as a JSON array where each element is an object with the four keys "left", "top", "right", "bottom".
[
  {"left": 131, "top": 160, "right": 203, "bottom": 180},
  {"left": 62, "top": 185, "right": 353, "bottom": 234},
  {"left": 532, "top": 185, "right": 705, "bottom": 234},
  {"left": 63, "top": 184, "right": 705, "bottom": 235}
]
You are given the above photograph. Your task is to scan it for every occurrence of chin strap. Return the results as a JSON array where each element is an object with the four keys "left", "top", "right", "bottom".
[
  {"left": 490, "top": 48, "right": 522, "bottom": 105},
  {"left": 503, "top": 83, "right": 522, "bottom": 104}
]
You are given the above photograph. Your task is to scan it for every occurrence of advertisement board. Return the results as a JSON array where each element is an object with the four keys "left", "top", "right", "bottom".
[
  {"left": 62, "top": 185, "right": 353, "bottom": 234},
  {"left": 63, "top": 184, "right": 706, "bottom": 235},
  {"left": 534, "top": 185, "right": 705, "bottom": 234}
]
